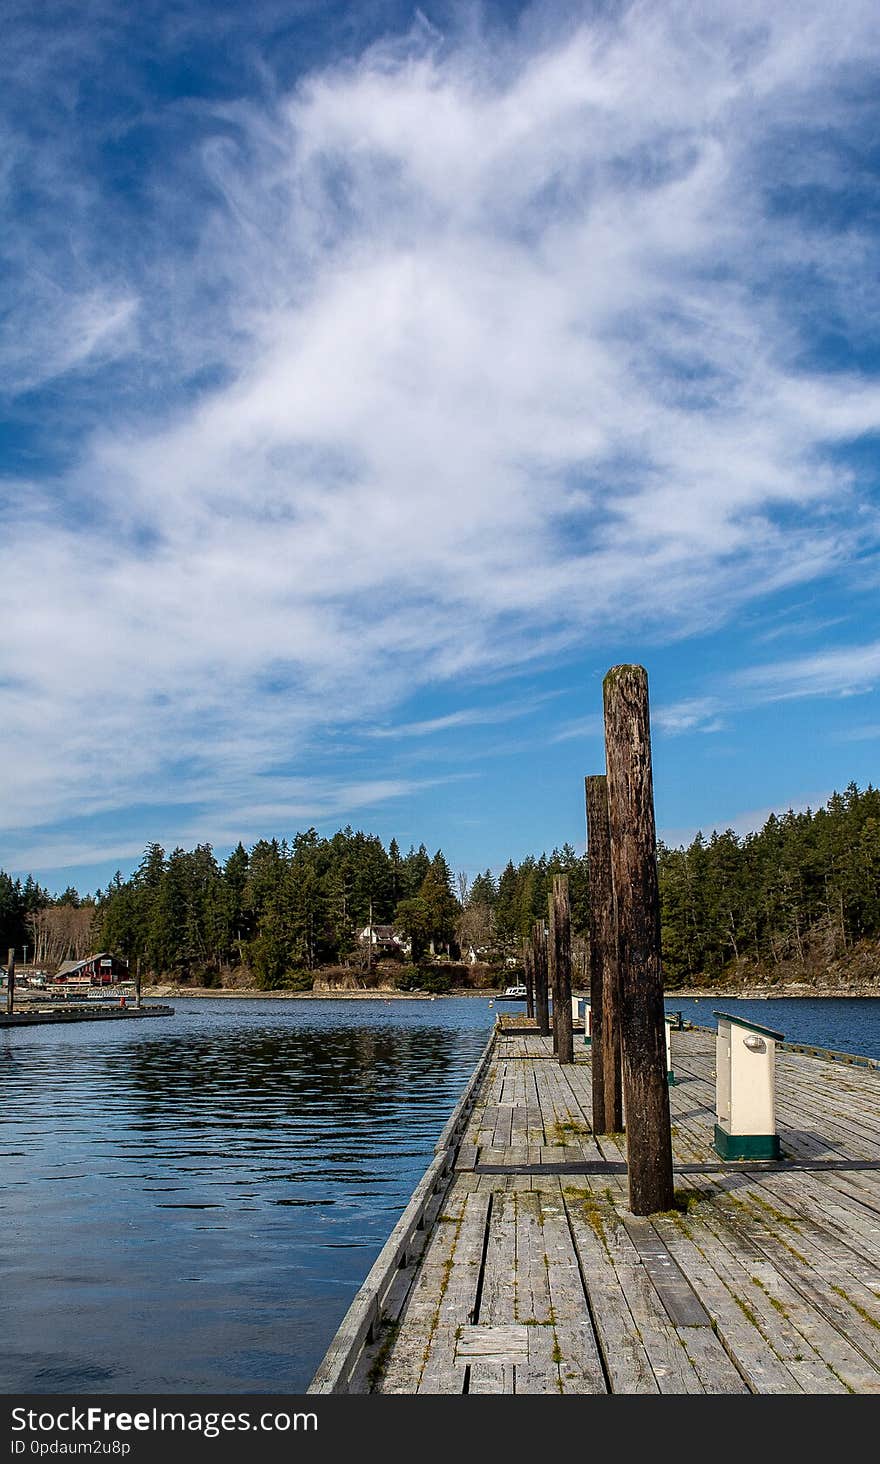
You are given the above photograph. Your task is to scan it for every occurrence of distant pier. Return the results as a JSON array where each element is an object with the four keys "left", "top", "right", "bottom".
[
  {"left": 0, "top": 1003, "right": 174, "bottom": 1028},
  {"left": 310, "top": 1021, "right": 880, "bottom": 1394}
]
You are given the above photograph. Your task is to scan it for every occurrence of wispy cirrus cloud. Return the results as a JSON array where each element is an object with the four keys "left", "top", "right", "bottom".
[
  {"left": 653, "top": 698, "right": 725, "bottom": 735},
  {"left": 367, "top": 692, "right": 563, "bottom": 739},
  {"left": 0, "top": 289, "right": 138, "bottom": 395},
  {"left": 837, "top": 724, "right": 880, "bottom": 742},
  {"left": 556, "top": 696, "right": 726, "bottom": 742},
  {"left": 734, "top": 641, "right": 880, "bottom": 702},
  {"left": 7, "top": 771, "right": 460, "bottom": 877},
  {"left": 3, "top": 1, "right": 880, "bottom": 870},
  {"left": 654, "top": 641, "right": 880, "bottom": 738},
  {"left": 550, "top": 715, "right": 604, "bottom": 745}
]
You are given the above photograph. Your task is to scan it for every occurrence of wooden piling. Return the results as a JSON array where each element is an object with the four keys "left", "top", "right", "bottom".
[
  {"left": 549, "top": 876, "right": 574, "bottom": 1064},
  {"left": 531, "top": 920, "right": 550, "bottom": 1037},
  {"left": 586, "top": 774, "right": 623, "bottom": 1135},
  {"left": 5, "top": 948, "right": 14, "bottom": 1017},
  {"left": 523, "top": 939, "right": 535, "bottom": 1019},
  {"left": 546, "top": 899, "right": 559, "bottom": 1054},
  {"left": 602, "top": 665, "right": 674, "bottom": 1216}
]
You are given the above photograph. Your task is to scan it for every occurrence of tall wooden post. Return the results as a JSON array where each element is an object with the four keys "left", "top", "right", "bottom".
[
  {"left": 135, "top": 956, "right": 142, "bottom": 1009},
  {"left": 6, "top": 947, "right": 15, "bottom": 1016},
  {"left": 523, "top": 938, "right": 535, "bottom": 1019},
  {"left": 586, "top": 775, "right": 623, "bottom": 1135},
  {"left": 603, "top": 665, "right": 674, "bottom": 1215},
  {"left": 549, "top": 876, "right": 574, "bottom": 1064},
  {"left": 531, "top": 920, "right": 550, "bottom": 1037},
  {"left": 546, "top": 895, "right": 559, "bottom": 1055}
]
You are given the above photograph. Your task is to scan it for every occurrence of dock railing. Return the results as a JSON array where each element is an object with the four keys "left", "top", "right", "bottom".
[{"left": 308, "top": 1029, "right": 495, "bottom": 1395}]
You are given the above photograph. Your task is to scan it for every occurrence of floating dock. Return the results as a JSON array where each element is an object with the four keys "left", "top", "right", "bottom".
[
  {"left": 0, "top": 1003, "right": 174, "bottom": 1028},
  {"left": 310, "top": 1022, "right": 880, "bottom": 1394}
]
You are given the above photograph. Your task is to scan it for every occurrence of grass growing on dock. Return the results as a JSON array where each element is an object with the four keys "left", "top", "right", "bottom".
[
  {"left": 550, "top": 1118, "right": 591, "bottom": 1143},
  {"left": 831, "top": 1285, "right": 880, "bottom": 1331},
  {"left": 563, "top": 1185, "right": 610, "bottom": 1251},
  {"left": 366, "top": 1321, "right": 400, "bottom": 1391},
  {"left": 671, "top": 1186, "right": 715, "bottom": 1213},
  {"left": 723, "top": 1190, "right": 804, "bottom": 1235},
  {"left": 730, "top": 1290, "right": 764, "bottom": 1333},
  {"left": 750, "top": 1274, "right": 789, "bottom": 1318}
]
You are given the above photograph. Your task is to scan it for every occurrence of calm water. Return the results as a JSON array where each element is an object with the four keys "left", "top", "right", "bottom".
[
  {"left": 0, "top": 997, "right": 493, "bottom": 1394},
  {"left": 664, "top": 996, "right": 880, "bottom": 1060}
]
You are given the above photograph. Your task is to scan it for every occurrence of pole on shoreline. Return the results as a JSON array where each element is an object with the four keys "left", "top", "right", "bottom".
[
  {"left": 135, "top": 956, "right": 142, "bottom": 1009},
  {"left": 549, "top": 876, "right": 574, "bottom": 1064},
  {"left": 603, "top": 665, "right": 674, "bottom": 1216},
  {"left": 6, "top": 947, "right": 15, "bottom": 1016},
  {"left": 586, "top": 774, "right": 623, "bottom": 1135},
  {"left": 532, "top": 920, "right": 550, "bottom": 1036}
]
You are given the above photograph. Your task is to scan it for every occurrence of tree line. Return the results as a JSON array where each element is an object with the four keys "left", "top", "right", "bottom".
[
  {"left": 1, "top": 781, "right": 878, "bottom": 988},
  {"left": 658, "top": 782, "right": 880, "bottom": 984}
]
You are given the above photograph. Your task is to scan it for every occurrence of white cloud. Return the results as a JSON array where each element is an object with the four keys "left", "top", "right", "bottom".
[
  {"left": 654, "top": 642, "right": 880, "bottom": 734},
  {"left": 838, "top": 724, "right": 880, "bottom": 741},
  {"left": 654, "top": 698, "right": 725, "bottom": 734},
  {"left": 3, "top": 2, "right": 880, "bottom": 858},
  {"left": 735, "top": 641, "right": 880, "bottom": 701},
  {"left": 0, "top": 289, "right": 138, "bottom": 394},
  {"left": 550, "top": 714, "right": 604, "bottom": 744},
  {"left": 367, "top": 691, "right": 562, "bottom": 738}
]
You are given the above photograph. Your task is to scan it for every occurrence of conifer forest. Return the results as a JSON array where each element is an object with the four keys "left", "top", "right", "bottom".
[{"left": 2, "top": 783, "right": 879, "bottom": 990}]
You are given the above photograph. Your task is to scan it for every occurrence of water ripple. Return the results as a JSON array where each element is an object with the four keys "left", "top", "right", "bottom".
[{"left": 0, "top": 996, "right": 493, "bottom": 1393}]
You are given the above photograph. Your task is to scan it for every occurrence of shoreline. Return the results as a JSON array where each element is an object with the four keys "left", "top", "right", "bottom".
[
  {"left": 143, "top": 984, "right": 880, "bottom": 1000},
  {"left": 143, "top": 986, "right": 491, "bottom": 999}
]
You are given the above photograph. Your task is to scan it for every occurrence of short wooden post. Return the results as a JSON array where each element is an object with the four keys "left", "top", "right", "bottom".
[
  {"left": 6, "top": 947, "right": 15, "bottom": 1016},
  {"left": 532, "top": 920, "right": 550, "bottom": 1037},
  {"left": 549, "top": 876, "right": 574, "bottom": 1064},
  {"left": 523, "top": 938, "right": 535, "bottom": 1019},
  {"left": 586, "top": 774, "right": 623, "bottom": 1135},
  {"left": 603, "top": 665, "right": 674, "bottom": 1215}
]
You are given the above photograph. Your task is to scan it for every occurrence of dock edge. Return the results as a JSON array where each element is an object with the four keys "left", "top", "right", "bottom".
[{"left": 307, "top": 1029, "right": 496, "bottom": 1394}]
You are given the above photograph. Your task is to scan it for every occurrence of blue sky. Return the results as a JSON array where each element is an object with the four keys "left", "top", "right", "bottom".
[{"left": 3, "top": 0, "right": 880, "bottom": 895}]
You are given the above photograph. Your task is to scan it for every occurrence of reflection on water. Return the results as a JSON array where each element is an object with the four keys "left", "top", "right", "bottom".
[{"left": 0, "top": 998, "right": 493, "bottom": 1394}]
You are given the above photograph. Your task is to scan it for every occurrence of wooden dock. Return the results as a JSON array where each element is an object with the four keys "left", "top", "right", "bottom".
[
  {"left": 310, "top": 1024, "right": 880, "bottom": 1394},
  {"left": 0, "top": 1003, "right": 174, "bottom": 1028}
]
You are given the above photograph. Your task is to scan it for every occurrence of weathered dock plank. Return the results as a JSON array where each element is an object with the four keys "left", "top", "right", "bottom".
[{"left": 312, "top": 1024, "right": 880, "bottom": 1395}]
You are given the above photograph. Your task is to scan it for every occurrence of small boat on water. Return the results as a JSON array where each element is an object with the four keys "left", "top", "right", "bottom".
[{"left": 494, "top": 984, "right": 527, "bottom": 1002}]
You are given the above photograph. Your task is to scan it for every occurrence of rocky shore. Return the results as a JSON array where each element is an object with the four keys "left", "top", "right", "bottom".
[
  {"left": 143, "top": 984, "right": 490, "bottom": 999},
  {"left": 144, "top": 982, "right": 880, "bottom": 1000}
]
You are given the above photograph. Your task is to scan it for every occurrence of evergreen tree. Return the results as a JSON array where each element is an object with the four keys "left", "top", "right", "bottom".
[
  {"left": 223, "top": 843, "right": 250, "bottom": 962},
  {"left": 468, "top": 870, "right": 497, "bottom": 907},
  {"left": 395, "top": 854, "right": 459, "bottom": 962},
  {"left": 15, "top": 781, "right": 880, "bottom": 987}
]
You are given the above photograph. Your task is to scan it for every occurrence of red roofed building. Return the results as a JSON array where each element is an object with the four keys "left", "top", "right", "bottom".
[{"left": 52, "top": 952, "right": 130, "bottom": 985}]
